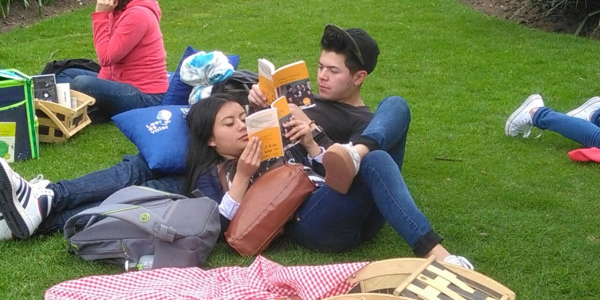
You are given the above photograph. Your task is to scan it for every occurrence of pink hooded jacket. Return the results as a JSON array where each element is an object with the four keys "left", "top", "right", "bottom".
[{"left": 92, "top": 0, "right": 168, "bottom": 94}]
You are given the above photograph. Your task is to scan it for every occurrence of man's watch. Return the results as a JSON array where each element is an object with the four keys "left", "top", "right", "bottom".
[{"left": 311, "top": 124, "right": 324, "bottom": 139}]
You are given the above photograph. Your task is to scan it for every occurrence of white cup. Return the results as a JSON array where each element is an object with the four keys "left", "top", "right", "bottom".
[{"left": 56, "top": 83, "right": 71, "bottom": 108}]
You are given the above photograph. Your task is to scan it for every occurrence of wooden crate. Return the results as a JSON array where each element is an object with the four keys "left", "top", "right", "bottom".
[
  {"left": 34, "top": 90, "right": 95, "bottom": 143},
  {"left": 326, "top": 256, "right": 515, "bottom": 300}
]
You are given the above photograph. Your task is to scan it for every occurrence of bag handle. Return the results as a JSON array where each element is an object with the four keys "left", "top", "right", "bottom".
[
  {"left": 101, "top": 186, "right": 188, "bottom": 206},
  {"left": 64, "top": 203, "right": 177, "bottom": 243}
]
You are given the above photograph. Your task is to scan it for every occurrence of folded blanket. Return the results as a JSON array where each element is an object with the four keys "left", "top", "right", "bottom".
[
  {"left": 180, "top": 51, "right": 234, "bottom": 105},
  {"left": 568, "top": 147, "right": 600, "bottom": 162},
  {"left": 45, "top": 256, "right": 368, "bottom": 300}
]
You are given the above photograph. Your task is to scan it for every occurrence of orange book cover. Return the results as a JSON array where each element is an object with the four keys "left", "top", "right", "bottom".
[{"left": 257, "top": 59, "right": 315, "bottom": 109}]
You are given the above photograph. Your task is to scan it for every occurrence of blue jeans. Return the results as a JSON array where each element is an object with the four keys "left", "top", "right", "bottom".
[
  {"left": 38, "top": 153, "right": 184, "bottom": 234},
  {"left": 533, "top": 107, "right": 600, "bottom": 147},
  {"left": 289, "top": 96, "right": 442, "bottom": 256},
  {"left": 56, "top": 68, "right": 165, "bottom": 122}
]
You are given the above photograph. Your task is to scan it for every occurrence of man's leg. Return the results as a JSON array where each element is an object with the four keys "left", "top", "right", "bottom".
[
  {"left": 291, "top": 151, "right": 473, "bottom": 268},
  {"left": 323, "top": 96, "right": 410, "bottom": 194},
  {"left": 70, "top": 76, "right": 164, "bottom": 122},
  {"left": 357, "top": 96, "right": 410, "bottom": 169},
  {"left": 287, "top": 172, "right": 386, "bottom": 253}
]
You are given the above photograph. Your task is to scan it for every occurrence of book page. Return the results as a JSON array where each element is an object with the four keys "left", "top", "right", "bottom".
[
  {"left": 271, "top": 96, "right": 299, "bottom": 150},
  {"left": 245, "top": 108, "right": 284, "bottom": 161},
  {"left": 271, "top": 61, "right": 315, "bottom": 109},
  {"left": 257, "top": 59, "right": 277, "bottom": 105}
]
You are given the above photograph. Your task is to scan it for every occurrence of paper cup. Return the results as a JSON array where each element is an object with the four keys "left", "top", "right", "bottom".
[{"left": 56, "top": 83, "right": 71, "bottom": 108}]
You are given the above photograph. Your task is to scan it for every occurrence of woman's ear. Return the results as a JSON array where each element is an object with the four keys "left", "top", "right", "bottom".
[{"left": 208, "top": 135, "right": 217, "bottom": 147}]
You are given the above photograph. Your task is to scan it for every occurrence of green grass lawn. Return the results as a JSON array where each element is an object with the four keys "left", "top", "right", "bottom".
[{"left": 1, "top": 0, "right": 600, "bottom": 299}]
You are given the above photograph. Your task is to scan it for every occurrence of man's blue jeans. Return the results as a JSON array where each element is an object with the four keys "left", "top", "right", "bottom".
[
  {"left": 57, "top": 68, "right": 164, "bottom": 122},
  {"left": 533, "top": 107, "right": 600, "bottom": 147},
  {"left": 289, "top": 96, "right": 442, "bottom": 256},
  {"left": 38, "top": 154, "right": 184, "bottom": 234}
]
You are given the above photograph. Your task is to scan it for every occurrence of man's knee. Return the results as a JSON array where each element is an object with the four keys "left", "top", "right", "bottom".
[{"left": 378, "top": 96, "right": 410, "bottom": 120}]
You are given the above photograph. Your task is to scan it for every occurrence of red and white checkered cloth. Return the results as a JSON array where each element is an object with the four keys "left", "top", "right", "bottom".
[{"left": 45, "top": 256, "right": 368, "bottom": 300}]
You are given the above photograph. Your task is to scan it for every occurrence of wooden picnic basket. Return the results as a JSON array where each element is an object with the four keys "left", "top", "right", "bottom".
[
  {"left": 34, "top": 90, "right": 95, "bottom": 143},
  {"left": 325, "top": 256, "right": 516, "bottom": 300}
]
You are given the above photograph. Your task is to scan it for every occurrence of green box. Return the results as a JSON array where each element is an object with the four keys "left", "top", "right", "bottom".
[{"left": 0, "top": 69, "right": 39, "bottom": 162}]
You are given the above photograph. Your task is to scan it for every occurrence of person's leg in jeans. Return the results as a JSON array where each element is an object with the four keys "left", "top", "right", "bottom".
[
  {"left": 289, "top": 151, "right": 472, "bottom": 268},
  {"left": 533, "top": 108, "right": 600, "bottom": 148},
  {"left": 506, "top": 94, "right": 600, "bottom": 147},
  {"left": 69, "top": 76, "right": 164, "bottom": 122},
  {"left": 0, "top": 153, "right": 180, "bottom": 237},
  {"left": 38, "top": 172, "right": 185, "bottom": 234},
  {"left": 322, "top": 96, "right": 410, "bottom": 193},
  {"left": 357, "top": 96, "right": 410, "bottom": 170},
  {"left": 55, "top": 68, "right": 99, "bottom": 84}
]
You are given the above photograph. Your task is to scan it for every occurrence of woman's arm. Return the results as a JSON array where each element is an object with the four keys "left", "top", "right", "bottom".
[
  {"left": 227, "top": 137, "right": 262, "bottom": 202},
  {"left": 92, "top": 4, "right": 151, "bottom": 66}
]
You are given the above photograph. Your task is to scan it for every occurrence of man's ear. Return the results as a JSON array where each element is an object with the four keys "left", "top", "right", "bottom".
[{"left": 354, "top": 70, "right": 368, "bottom": 86}]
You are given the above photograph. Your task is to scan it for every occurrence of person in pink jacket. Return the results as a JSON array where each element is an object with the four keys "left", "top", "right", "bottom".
[{"left": 56, "top": 0, "right": 168, "bottom": 123}]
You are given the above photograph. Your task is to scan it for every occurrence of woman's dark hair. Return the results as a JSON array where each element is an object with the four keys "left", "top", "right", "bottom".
[
  {"left": 182, "top": 93, "right": 243, "bottom": 196},
  {"left": 114, "top": 0, "right": 133, "bottom": 13}
]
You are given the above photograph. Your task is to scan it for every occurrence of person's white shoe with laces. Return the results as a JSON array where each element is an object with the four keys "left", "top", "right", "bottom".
[
  {"left": 0, "top": 158, "right": 53, "bottom": 240},
  {"left": 505, "top": 94, "right": 545, "bottom": 138},
  {"left": 566, "top": 96, "right": 600, "bottom": 121},
  {"left": 0, "top": 214, "right": 12, "bottom": 241},
  {"left": 443, "top": 255, "right": 475, "bottom": 270}
]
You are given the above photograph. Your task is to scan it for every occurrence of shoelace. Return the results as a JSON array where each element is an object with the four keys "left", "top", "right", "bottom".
[{"left": 30, "top": 174, "right": 45, "bottom": 184}]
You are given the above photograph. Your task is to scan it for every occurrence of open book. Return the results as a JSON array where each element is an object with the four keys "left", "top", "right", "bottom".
[
  {"left": 258, "top": 59, "right": 315, "bottom": 109},
  {"left": 245, "top": 96, "right": 299, "bottom": 164}
]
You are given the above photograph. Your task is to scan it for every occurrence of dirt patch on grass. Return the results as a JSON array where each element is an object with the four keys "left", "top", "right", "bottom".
[
  {"left": 0, "top": 0, "right": 94, "bottom": 34},
  {"left": 457, "top": 0, "right": 600, "bottom": 39}
]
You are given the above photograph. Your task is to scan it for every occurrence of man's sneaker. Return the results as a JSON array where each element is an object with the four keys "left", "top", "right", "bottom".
[
  {"left": 443, "top": 255, "right": 475, "bottom": 270},
  {"left": 0, "top": 158, "right": 53, "bottom": 240},
  {"left": 322, "top": 143, "right": 361, "bottom": 194},
  {"left": 505, "top": 94, "right": 545, "bottom": 138},
  {"left": 566, "top": 96, "right": 600, "bottom": 122},
  {"left": 0, "top": 214, "right": 13, "bottom": 241}
]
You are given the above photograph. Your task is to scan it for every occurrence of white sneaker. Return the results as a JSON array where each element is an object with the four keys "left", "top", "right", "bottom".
[
  {"left": 505, "top": 94, "right": 545, "bottom": 138},
  {"left": 322, "top": 143, "right": 361, "bottom": 194},
  {"left": 0, "top": 158, "right": 54, "bottom": 240},
  {"left": 0, "top": 214, "right": 13, "bottom": 241},
  {"left": 443, "top": 255, "right": 475, "bottom": 270},
  {"left": 566, "top": 96, "right": 600, "bottom": 122}
]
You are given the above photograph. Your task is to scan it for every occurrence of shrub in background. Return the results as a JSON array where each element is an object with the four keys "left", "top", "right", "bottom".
[
  {"left": 531, "top": 0, "right": 600, "bottom": 34},
  {"left": 1, "top": 0, "right": 53, "bottom": 18}
]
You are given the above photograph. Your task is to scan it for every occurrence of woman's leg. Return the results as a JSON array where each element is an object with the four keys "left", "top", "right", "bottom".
[
  {"left": 38, "top": 172, "right": 185, "bottom": 235},
  {"left": 533, "top": 107, "right": 600, "bottom": 147},
  {"left": 55, "top": 68, "right": 98, "bottom": 84},
  {"left": 70, "top": 76, "right": 164, "bottom": 120}
]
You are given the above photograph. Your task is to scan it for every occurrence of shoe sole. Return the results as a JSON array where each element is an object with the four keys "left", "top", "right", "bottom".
[
  {"left": 322, "top": 144, "right": 355, "bottom": 194},
  {"left": 0, "top": 163, "right": 31, "bottom": 239},
  {"left": 566, "top": 96, "right": 600, "bottom": 118},
  {"left": 505, "top": 95, "right": 541, "bottom": 136}
]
